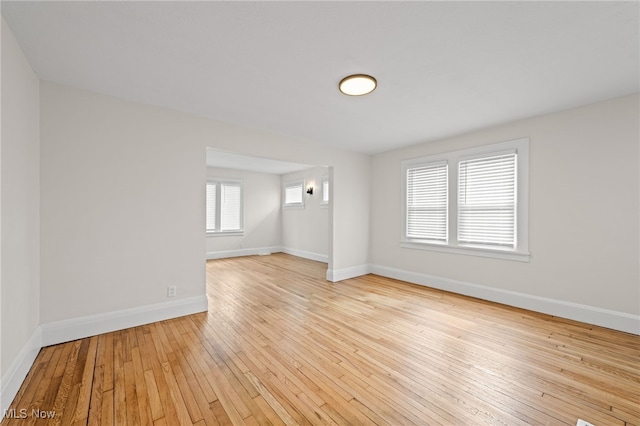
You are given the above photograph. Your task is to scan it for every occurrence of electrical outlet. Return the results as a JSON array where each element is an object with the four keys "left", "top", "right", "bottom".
[
  {"left": 167, "top": 286, "right": 177, "bottom": 298},
  {"left": 576, "top": 419, "right": 595, "bottom": 426}
]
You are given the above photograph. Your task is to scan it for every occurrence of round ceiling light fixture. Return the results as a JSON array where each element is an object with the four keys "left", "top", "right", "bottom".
[{"left": 339, "top": 74, "right": 377, "bottom": 96}]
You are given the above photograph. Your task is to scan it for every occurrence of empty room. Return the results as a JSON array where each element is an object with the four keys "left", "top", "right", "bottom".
[{"left": 1, "top": 1, "right": 638, "bottom": 425}]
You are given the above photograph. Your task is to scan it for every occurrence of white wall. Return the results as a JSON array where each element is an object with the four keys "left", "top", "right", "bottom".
[
  {"left": 1, "top": 16, "right": 40, "bottom": 403},
  {"left": 281, "top": 166, "right": 329, "bottom": 262},
  {"left": 329, "top": 161, "right": 371, "bottom": 279},
  {"left": 370, "top": 94, "right": 639, "bottom": 326},
  {"left": 40, "top": 81, "right": 371, "bottom": 328},
  {"left": 206, "top": 167, "right": 282, "bottom": 258},
  {"left": 40, "top": 83, "right": 207, "bottom": 323}
]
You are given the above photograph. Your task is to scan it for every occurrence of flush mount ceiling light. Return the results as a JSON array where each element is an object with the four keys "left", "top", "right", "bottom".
[{"left": 339, "top": 74, "right": 377, "bottom": 96}]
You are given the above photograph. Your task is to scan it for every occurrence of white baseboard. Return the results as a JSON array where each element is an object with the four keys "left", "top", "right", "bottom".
[
  {"left": 370, "top": 264, "right": 640, "bottom": 335},
  {"left": 327, "top": 264, "right": 371, "bottom": 282},
  {"left": 207, "top": 246, "right": 281, "bottom": 260},
  {"left": 1, "top": 295, "right": 208, "bottom": 416},
  {"left": 206, "top": 246, "right": 329, "bottom": 264},
  {"left": 280, "top": 247, "right": 329, "bottom": 263},
  {"left": 41, "top": 295, "right": 208, "bottom": 347},
  {"left": 1, "top": 326, "right": 43, "bottom": 415}
]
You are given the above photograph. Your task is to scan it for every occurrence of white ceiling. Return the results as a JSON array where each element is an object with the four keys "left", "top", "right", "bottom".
[{"left": 2, "top": 1, "right": 638, "bottom": 155}]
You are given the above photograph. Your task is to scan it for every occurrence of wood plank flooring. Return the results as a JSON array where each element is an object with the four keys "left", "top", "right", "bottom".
[{"left": 3, "top": 253, "right": 639, "bottom": 425}]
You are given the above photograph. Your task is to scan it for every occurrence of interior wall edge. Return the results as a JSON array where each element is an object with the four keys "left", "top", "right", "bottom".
[{"left": 326, "top": 264, "right": 372, "bottom": 283}]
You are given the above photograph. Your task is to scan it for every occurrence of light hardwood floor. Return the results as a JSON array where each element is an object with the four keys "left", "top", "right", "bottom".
[{"left": 3, "top": 253, "right": 639, "bottom": 425}]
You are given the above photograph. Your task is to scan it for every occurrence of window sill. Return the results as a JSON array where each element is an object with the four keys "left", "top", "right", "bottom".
[
  {"left": 207, "top": 231, "right": 244, "bottom": 237},
  {"left": 283, "top": 204, "right": 305, "bottom": 210},
  {"left": 400, "top": 240, "right": 530, "bottom": 262}
]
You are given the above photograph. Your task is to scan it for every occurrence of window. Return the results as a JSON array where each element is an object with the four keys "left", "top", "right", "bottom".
[
  {"left": 406, "top": 161, "right": 448, "bottom": 241},
  {"left": 458, "top": 153, "right": 516, "bottom": 247},
  {"left": 401, "top": 139, "right": 529, "bottom": 261},
  {"left": 284, "top": 180, "right": 304, "bottom": 208},
  {"left": 321, "top": 176, "right": 329, "bottom": 206},
  {"left": 206, "top": 179, "right": 243, "bottom": 235}
]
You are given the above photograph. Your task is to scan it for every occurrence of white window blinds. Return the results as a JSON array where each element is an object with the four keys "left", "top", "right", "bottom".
[
  {"left": 206, "top": 183, "right": 217, "bottom": 232},
  {"left": 220, "top": 183, "right": 241, "bottom": 231},
  {"left": 321, "top": 177, "right": 329, "bottom": 204},
  {"left": 284, "top": 182, "right": 303, "bottom": 205},
  {"left": 206, "top": 179, "right": 243, "bottom": 233},
  {"left": 406, "top": 162, "right": 448, "bottom": 241},
  {"left": 458, "top": 153, "right": 516, "bottom": 248}
]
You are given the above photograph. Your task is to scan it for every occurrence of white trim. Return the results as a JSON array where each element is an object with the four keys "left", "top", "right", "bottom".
[
  {"left": 207, "top": 231, "right": 244, "bottom": 237},
  {"left": 400, "top": 241, "right": 530, "bottom": 262},
  {"left": 206, "top": 246, "right": 281, "bottom": 260},
  {"left": 1, "top": 296, "right": 208, "bottom": 415},
  {"left": 280, "top": 247, "right": 328, "bottom": 263},
  {"left": 40, "top": 295, "right": 208, "bottom": 347},
  {"left": 206, "top": 246, "right": 329, "bottom": 268},
  {"left": 326, "top": 264, "right": 370, "bottom": 282},
  {"left": 370, "top": 264, "right": 640, "bottom": 335},
  {"left": 401, "top": 138, "right": 529, "bottom": 261},
  {"left": 1, "top": 327, "right": 42, "bottom": 415}
]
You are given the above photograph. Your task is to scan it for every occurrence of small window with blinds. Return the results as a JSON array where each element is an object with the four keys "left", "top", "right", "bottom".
[
  {"left": 284, "top": 180, "right": 305, "bottom": 208},
  {"left": 406, "top": 162, "right": 448, "bottom": 242},
  {"left": 321, "top": 176, "right": 329, "bottom": 206},
  {"left": 206, "top": 179, "right": 244, "bottom": 234},
  {"left": 401, "top": 138, "right": 529, "bottom": 262}
]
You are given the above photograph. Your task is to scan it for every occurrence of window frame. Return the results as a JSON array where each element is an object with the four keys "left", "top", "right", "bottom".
[
  {"left": 283, "top": 179, "right": 305, "bottom": 209},
  {"left": 401, "top": 138, "right": 529, "bottom": 262},
  {"left": 321, "top": 175, "right": 329, "bottom": 207},
  {"left": 206, "top": 177, "right": 244, "bottom": 236}
]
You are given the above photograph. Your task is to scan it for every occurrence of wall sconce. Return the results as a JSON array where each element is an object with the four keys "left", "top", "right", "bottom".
[{"left": 306, "top": 186, "right": 314, "bottom": 195}]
